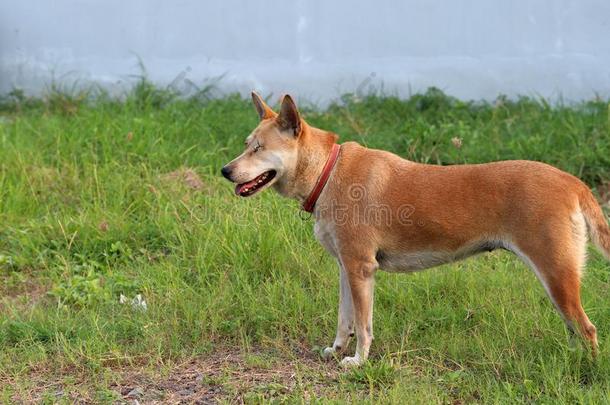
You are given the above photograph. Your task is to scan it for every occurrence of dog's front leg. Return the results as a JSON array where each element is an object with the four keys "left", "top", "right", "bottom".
[
  {"left": 323, "top": 262, "right": 354, "bottom": 359},
  {"left": 339, "top": 257, "right": 377, "bottom": 367}
]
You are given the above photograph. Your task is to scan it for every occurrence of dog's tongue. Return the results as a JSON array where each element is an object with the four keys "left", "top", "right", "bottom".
[{"left": 235, "top": 179, "right": 257, "bottom": 196}]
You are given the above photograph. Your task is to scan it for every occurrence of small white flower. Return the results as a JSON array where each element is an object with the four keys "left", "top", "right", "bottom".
[
  {"left": 131, "top": 294, "right": 147, "bottom": 311},
  {"left": 120, "top": 293, "right": 147, "bottom": 311}
]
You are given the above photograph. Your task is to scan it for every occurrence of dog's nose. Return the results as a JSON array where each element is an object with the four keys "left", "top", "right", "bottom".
[{"left": 221, "top": 166, "right": 232, "bottom": 180}]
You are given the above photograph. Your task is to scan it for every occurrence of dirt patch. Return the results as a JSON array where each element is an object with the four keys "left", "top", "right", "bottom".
[
  {"left": 2, "top": 363, "right": 97, "bottom": 404},
  {"left": 0, "top": 271, "right": 51, "bottom": 314},
  {"left": 160, "top": 168, "right": 206, "bottom": 191},
  {"left": 23, "top": 165, "right": 81, "bottom": 206},
  {"left": 111, "top": 346, "right": 340, "bottom": 403},
  {"left": 3, "top": 346, "right": 342, "bottom": 404}
]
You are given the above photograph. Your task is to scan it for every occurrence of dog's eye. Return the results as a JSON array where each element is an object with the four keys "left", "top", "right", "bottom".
[{"left": 253, "top": 142, "right": 263, "bottom": 152}]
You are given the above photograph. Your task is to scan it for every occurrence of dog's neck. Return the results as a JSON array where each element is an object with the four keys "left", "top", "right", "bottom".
[{"left": 274, "top": 122, "right": 338, "bottom": 203}]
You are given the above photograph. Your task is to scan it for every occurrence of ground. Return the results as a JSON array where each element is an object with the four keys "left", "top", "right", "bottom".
[{"left": 0, "top": 86, "right": 609, "bottom": 403}]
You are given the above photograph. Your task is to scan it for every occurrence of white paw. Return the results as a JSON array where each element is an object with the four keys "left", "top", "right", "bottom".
[
  {"left": 340, "top": 355, "right": 364, "bottom": 368},
  {"left": 322, "top": 347, "right": 336, "bottom": 360}
]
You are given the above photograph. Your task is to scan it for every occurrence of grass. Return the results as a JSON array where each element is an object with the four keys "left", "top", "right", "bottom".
[{"left": 0, "top": 82, "right": 609, "bottom": 403}]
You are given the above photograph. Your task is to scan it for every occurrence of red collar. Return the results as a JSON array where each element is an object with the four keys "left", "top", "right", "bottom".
[{"left": 302, "top": 143, "right": 341, "bottom": 213}]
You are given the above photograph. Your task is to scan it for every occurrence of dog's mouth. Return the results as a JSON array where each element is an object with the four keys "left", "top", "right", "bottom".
[{"left": 235, "top": 170, "right": 277, "bottom": 197}]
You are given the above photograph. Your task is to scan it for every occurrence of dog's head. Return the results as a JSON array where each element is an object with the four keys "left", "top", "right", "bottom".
[{"left": 221, "top": 92, "right": 302, "bottom": 197}]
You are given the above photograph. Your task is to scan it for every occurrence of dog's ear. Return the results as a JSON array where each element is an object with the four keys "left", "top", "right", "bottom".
[
  {"left": 251, "top": 91, "right": 276, "bottom": 120},
  {"left": 277, "top": 94, "right": 301, "bottom": 136}
]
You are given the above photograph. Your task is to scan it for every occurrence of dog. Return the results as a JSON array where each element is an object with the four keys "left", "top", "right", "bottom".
[{"left": 221, "top": 92, "right": 610, "bottom": 367}]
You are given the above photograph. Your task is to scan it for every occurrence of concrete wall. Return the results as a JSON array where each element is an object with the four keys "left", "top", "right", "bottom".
[{"left": 1, "top": 0, "right": 609, "bottom": 103}]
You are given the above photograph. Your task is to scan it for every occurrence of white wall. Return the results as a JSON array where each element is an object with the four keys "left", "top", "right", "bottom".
[{"left": 1, "top": 0, "right": 610, "bottom": 103}]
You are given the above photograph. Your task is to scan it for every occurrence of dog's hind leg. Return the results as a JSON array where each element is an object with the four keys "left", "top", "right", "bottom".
[
  {"left": 323, "top": 261, "right": 355, "bottom": 359},
  {"left": 535, "top": 260, "right": 597, "bottom": 354},
  {"left": 512, "top": 213, "right": 598, "bottom": 355},
  {"left": 338, "top": 255, "right": 378, "bottom": 367}
]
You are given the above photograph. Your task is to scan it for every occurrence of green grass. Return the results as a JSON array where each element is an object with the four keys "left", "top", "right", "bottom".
[{"left": 0, "top": 84, "right": 609, "bottom": 403}]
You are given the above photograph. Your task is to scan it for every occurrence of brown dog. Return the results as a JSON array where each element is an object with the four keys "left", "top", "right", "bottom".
[{"left": 221, "top": 92, "right": 610, "bottom": 366}]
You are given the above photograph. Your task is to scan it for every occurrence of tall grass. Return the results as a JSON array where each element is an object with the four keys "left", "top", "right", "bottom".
[{"left": 0, "top": 81, "right": 609, "bottom": 402}]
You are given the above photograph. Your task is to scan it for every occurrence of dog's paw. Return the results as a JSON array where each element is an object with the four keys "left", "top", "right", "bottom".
[
  {"left": 322, "top": 347, "right": 336, "bottom": 360},
  {"left": 340, "top": 355, "right": 364, "bottom": 368}
]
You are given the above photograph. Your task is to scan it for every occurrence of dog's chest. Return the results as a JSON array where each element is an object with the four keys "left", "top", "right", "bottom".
[{"left": 313, "top": 219, "right": 339, "bottom": 257}]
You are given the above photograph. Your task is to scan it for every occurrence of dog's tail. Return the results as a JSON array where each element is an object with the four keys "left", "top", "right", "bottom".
[{"left": 580, "top": 187, "right": 610, "bottom": 261}]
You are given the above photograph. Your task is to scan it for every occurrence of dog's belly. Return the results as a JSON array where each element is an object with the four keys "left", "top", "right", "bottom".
[
  {"left": 376, "top": 251, "right": 454, "bottom": 272},
  {"left": 376, "top": 241, "right": 500, "bottom": 272}
]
